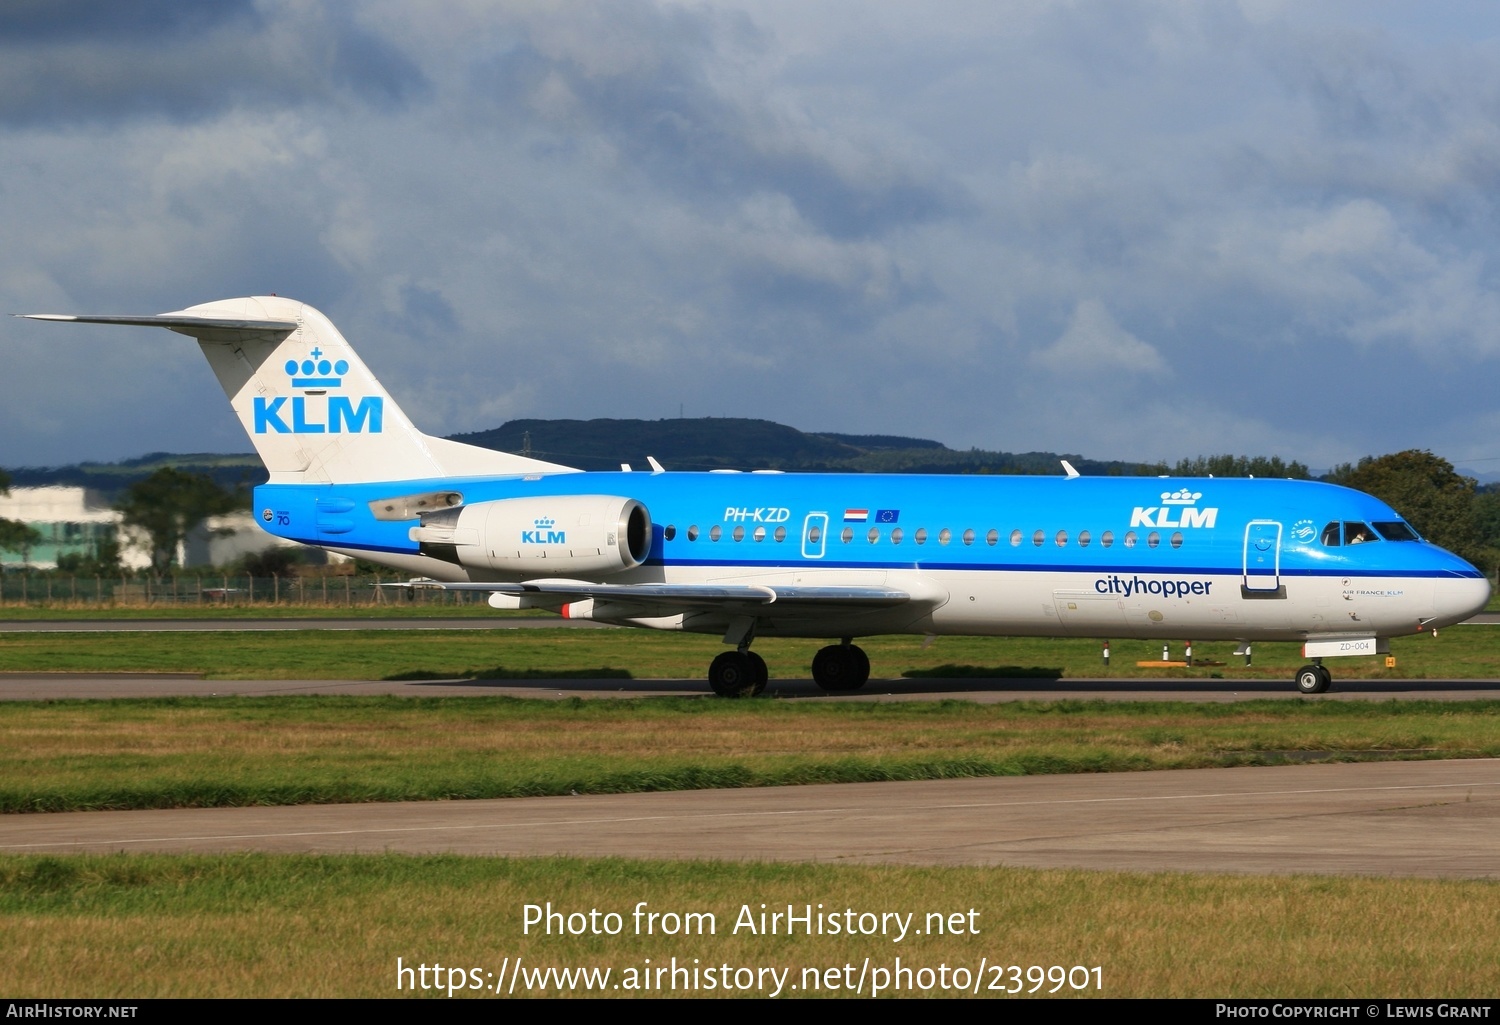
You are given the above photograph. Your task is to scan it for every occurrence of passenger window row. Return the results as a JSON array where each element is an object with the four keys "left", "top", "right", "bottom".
[{"left": 661, "top": 524, "right": 1187, "bottom": 549}]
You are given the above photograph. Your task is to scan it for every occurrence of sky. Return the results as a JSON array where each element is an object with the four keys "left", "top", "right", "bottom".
[{"left": 5, "top": 0, "right": 1500, "bottom": 474}]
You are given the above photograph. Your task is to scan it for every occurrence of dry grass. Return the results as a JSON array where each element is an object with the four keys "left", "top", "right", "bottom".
[
  {"left": 1, "top": 696, "right": 1496, "bottom": 811},
  {"left": 1, "top": 854, "right": 1495, "bottom": 998}
]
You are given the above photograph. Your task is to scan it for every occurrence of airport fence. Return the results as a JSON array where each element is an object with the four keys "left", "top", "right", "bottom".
[{"left": 0, "top": 572, "right": 477, "bottom": 608}]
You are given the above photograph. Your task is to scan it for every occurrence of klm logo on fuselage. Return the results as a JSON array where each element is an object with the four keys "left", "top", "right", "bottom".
[
  {"left": 522, "top": 517, "right": 565, "bottom": 545},
  {"left": 1130, "top": 490, "right": 1218, "bottom": 529},
  {"left": 252, "top": 350, "right": 384, "bottom": 434}
]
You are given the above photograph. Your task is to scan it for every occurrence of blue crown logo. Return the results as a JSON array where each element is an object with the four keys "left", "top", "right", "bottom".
[
  {"left": 283, "top": 347, "right": 349, "bottom": 388},
  {"left": 534, "top": 517, "right": 556, "bottom": 529}
]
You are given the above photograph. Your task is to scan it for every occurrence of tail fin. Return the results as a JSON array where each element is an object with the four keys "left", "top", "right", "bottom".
[{"left": 23, "top": 296, "right": 575, "bottom": 484}]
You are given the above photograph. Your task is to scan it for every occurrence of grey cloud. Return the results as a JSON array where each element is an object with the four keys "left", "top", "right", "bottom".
[
  {"left": 467, "top": 5, "right": 959, "bottom": 241},
  {"left": 0, "top": 2, "right": 426, "bottom": 127},
  {"left": 0, "top": 0, "right": 260, "bottom": 43}
]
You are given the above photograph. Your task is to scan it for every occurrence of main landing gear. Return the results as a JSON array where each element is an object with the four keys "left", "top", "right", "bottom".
[
  {"left": 708, "top": 650, "right": 768, "bottom": 698},
  {"left": 1295, "top": 662, "right": 1333, "bottom": 695},
  {"left": 811, "top": 640, "right": 870, "bottom": 692},
  {"left": 705, "top": 638, "right": 872, "bottom": 697}
]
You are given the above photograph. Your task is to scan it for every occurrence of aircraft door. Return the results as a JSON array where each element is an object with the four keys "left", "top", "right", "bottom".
[
  {"left": 801, "top": 512, "right": 828, "bottom": 559},
  {"left": 1243, "top": 520, "right": 1283, "bottom": 593}
]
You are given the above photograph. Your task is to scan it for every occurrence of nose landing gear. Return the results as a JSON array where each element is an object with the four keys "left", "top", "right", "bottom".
[{"left": 1294, "top": 662, "right": 1333, "bottom": 694}]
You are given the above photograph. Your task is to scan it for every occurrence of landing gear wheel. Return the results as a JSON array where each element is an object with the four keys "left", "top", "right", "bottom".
[
  {"left": 709, "top": 651, "right": 763, "bottom": 698},
  {"left": 1295, "top": 664, "right": 1332, "bottom": 695},
  {"left": 746, "top": 652, "right": 768, "bottom": 696},
  {"left": 811, "top": 644, "right": 871, "bottom": 692}
]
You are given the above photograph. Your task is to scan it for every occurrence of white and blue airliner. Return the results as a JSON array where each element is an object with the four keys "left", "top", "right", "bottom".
[{"left": 25, "top": 296, "right": 1491, "bottom": 696}]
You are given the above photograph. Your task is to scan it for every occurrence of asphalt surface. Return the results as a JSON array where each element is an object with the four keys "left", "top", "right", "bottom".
[{"left": 2, "top": 760, "right": 1496, "bottom": 877}]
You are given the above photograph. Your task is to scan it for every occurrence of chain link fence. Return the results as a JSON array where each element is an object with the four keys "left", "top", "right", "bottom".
[{"left": 0, "top": 573, "right": 477, "bottom": 608}]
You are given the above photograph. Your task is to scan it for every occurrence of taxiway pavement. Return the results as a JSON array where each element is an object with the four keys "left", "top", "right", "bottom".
[{"left": 1, "top": 760, "right": 1495, "bottom": 878}]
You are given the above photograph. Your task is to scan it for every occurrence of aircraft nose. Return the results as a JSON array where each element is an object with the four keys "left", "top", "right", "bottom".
[{"left": 1429, "top": 573, "right": 1491, "bottom": 629}]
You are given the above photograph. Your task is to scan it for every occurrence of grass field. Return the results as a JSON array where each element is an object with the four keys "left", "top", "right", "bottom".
[
  {"left": 2, "top": 625, "right": 1497, "bottom": 681},
  {"left": 2, "top": 854, "right": 1496, "bottom": 998},
  {"left": 3, "top": 695, "right": 1497, "bottom": 812}
]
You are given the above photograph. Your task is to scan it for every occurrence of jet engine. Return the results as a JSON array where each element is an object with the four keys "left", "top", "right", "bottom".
[{"left": 409, "top": 495, "right": 651, "bottom": 576}]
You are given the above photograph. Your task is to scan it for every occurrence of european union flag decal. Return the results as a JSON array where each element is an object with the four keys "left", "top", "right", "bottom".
[{"left": 876, "top": 509, "right": 900, "bottom": 523}]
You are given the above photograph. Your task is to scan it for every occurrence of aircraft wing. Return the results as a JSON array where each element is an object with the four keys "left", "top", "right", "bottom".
[{"left": 400, "top": 578, "right": 937, "bottom": 617}]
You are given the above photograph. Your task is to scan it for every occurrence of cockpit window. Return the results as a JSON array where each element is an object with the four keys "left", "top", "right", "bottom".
[
  {"left": 1343, "top": 521, "right": 1378, "bottom": 545},
  {"left": 1320, "top": 521, "right": 1341, "bottom": 546},
  {"left": 1372, "top": 521, "right": 1421, "bottom": 541}
]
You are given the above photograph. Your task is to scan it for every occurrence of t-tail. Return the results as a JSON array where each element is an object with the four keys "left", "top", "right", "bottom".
[{"left": 22, "top": 296, "right": 574, "bottom": 484}]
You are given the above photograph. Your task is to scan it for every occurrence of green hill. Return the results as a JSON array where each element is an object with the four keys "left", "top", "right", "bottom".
[{"left": 5, "top": 419, "right": 1160, "bottom": 496}]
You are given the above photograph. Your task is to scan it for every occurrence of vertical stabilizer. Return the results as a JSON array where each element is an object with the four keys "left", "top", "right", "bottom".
[{"left": 24, "top": 296, "right": 576, "bottom": 484}]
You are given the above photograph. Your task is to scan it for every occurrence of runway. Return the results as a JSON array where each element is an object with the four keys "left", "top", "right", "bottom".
[{"left": 1, "top": 760, "right": 1496, "bottom": 878}]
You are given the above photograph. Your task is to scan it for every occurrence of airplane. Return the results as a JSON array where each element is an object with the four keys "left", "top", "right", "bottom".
[{"left": 22, "top": 296, "right": 1491, "bottom": 696}]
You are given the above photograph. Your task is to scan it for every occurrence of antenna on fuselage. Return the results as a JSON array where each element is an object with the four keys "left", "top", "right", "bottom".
[{"left": 1061, "top": 460, "right": 1080, "bottom": 479}]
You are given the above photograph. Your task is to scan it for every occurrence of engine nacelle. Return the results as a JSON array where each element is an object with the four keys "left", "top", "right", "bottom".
[{"left": 411, "top": 495, "right": 651, "bottom": 576}]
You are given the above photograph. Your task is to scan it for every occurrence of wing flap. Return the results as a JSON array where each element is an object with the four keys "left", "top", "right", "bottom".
[{"left": 398, "top": 578, "right": 931, "bottom": 617}]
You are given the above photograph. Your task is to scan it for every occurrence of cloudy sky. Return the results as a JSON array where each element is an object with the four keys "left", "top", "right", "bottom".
[{"left": 5, "top": 1, "right": 1500, "bottom": 474}]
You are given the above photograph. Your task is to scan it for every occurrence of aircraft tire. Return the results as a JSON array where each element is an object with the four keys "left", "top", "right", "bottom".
[
  {"left": 747, "top": 652, "right": 769, "bottom": 696},
  {"left": 1295, "top": 664, "right": 1331, "bottom": 695},
  {"left": 812, "top": 644, "right": 870, "bottom": 692},
  {"left": 709, "top": 651, "right": 761, "bottom": 698}
]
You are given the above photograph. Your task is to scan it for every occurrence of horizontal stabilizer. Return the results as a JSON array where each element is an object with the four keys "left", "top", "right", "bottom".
[{"left": 20, "top": 313, "right": 298, "bottom": 333}]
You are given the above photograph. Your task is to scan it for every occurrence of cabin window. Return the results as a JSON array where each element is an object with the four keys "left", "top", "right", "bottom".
[
  {"left": 1123, "top": 530, "right": 1137, "bottom": 548},
  {"left": 1373, "top": 521, "right": 1420, "bottom": 541},
  {"left": 962, "top": 528, "right": 976, "bottom": 546},
  {"left": 664, "top": 525, "right": 676, "bottom": 541},
  {"left": 774, "top": 526, "right": 787, "bottom": 542},
  {"left": 1170, "top": 531, "right": 1183, "bottom": 549},
  {"left": 709, "top": 525, "right": 722, "bottom": 542},
  {"left": 753, "top": 526, "right": 766, "bottom": 542},
  {"left": 732, "top": 525, "right": 745, "bottom": 542},
  {"left": 891, "top": 527, "right": 903, "bottom": 545},
  {"left": 1055, "top": 529, "right": 1068, "bottom": 547},
  {"left": 1101, "top": 530, "right": 1114, "bottom": 548},
  {"left": 986, "top": 529, "right": 999, "bottom": 546},
  {"left": 1032, "top": 529, "right": 1045, "bottom": 547},
  {"left": 1078, "top": 529, "right": 1091, "bottom": 548},
  {"left": 915, "top": 528, "right": 928, "bottom": 545},
  {"left": 687, "top": 525, "right": 699, "bottom": 541},
  {"left": 1147, "top": 530, "right": 1160, "bottom": 549},
  {"left": 938, "top": 528, "right": 953, "bottom": 545},
  {"left": 1010, "top": 529, "right": 1022, "bottom": 547},
  {"left": 807, "top": 525, "right": 822, "bottom": 544},
  {"left": 841, "top": 527, "right": 854, "bottom": 544},
  {"left": 868, "top": 527, "right": 880, "bottom": 544},
  {"left": 1321, "top": 521, "right": 1341, "bottom": 546}
]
